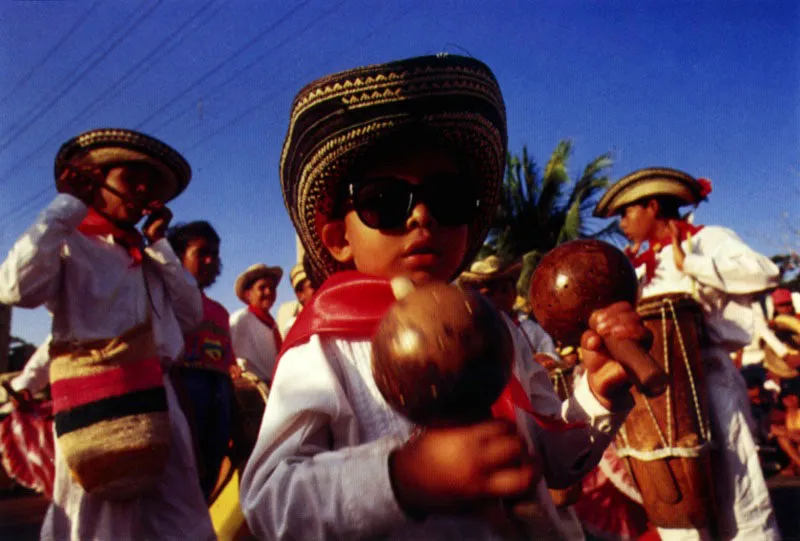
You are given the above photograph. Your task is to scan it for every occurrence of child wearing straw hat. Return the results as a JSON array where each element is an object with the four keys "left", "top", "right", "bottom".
[
  {"left": 595, "top": 167, "right": 780, "bottom": 541},
  {"left": 240, "top": 54, "right": 650, "bottom": 540},
  {"left": 0, "top": 129, "right": 213, "bottom": 539},
  {"left": 229, "top": 263, "right": 283, "bottom": 384}
]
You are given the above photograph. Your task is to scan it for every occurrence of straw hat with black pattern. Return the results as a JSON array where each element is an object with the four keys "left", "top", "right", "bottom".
[
  {"left": 280, "top": 54, "right": 508, "bottom": 283},
  {"left": 55, "top": 128, "right": 191, "bottom": 203},
  {"left": 457, "top": 255, "right": 523, "bottom": 285},
  {"left": 593, "top": 167, "right": 712, "bottom": 218}
]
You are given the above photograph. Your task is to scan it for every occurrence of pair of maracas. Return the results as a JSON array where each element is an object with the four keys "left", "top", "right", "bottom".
[
  {"left": 372, "top": 240, "right": 667, "bottom": 427},
  {"left": 370, "top": 240, "right": 667, "bottom": 534}
]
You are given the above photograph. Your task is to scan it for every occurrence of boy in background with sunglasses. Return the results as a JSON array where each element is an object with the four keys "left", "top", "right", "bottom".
[
  {"left": 241, "top": 55, "right": 647, "bottom": 540},
  {"left": 0, "top": 129, "right": 214, "bottom": 540}
]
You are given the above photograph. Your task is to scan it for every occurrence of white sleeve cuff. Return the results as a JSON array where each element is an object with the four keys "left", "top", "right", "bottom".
[{"left": 570, "top": 372, "right": 632, "bottom": 435}]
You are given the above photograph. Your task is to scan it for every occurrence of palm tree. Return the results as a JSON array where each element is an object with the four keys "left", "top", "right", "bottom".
[{"left": 479, "top": 140, "right": 621, "bottom": 296}]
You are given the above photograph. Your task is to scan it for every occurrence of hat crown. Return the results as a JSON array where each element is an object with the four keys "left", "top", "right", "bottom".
[{"left": 281, "top": 54, "right": 508, "bottom": 283}]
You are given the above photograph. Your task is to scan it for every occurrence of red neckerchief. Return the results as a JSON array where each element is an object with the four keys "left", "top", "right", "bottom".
[
  {"left": 627, "top": 222, "right": 704, "bottom": 284},
  {"left": 77, "top": 209, "right": 145, "bottom": 266},
  {"left": 277, "top": 270, "right": 577, "bottom": 432},
  {"left": 247, "top": 305, "right": 283, "bottom": 352}
]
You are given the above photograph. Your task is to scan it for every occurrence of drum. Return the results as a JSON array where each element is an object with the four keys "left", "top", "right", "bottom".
[{"left": 615, "top": 293, "right": 716, "bottom": 529}]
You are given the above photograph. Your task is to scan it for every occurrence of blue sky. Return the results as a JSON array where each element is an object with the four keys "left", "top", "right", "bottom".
[{"left": 1, "top": 0, "right": 798, "bottom": 346}]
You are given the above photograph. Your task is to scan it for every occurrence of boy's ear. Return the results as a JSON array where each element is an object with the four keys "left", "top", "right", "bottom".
[
  {"left": 321, "top": 220, "right": 353, "bottom": 265},
  {"left": 646, "top": 199, "right": 660, "bottom": 216}
]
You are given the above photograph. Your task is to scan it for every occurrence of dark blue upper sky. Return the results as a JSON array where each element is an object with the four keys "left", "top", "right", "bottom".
[{"left": 1, "top": 0, "right": 798, "bottom": 345}]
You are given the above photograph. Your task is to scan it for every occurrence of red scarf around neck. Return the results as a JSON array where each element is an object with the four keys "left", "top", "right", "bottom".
[
  {"left": 627, "top": 222, "right": 704, "bottom": 284},
  {"left": 77, "top": 209, "right": 145, "bottom": 266},
  {"left": 277, "top": 270, "right": 578, "bottom": 432},
  {"left": 247, "top": 304, "right": 283, "bottom": 352}
]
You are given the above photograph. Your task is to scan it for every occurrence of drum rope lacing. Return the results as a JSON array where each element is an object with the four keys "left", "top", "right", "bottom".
[{"left": 617, "top": 298, "right": 711, "bottom": 461}]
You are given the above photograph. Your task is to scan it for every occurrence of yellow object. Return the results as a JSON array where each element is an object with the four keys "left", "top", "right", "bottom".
[{"left": 209, "top": 470, "right": 251, "bottom": 541}]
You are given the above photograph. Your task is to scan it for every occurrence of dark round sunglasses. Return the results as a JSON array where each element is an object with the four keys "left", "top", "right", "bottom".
[{"left": 347, "top": 175, "right": 481, "bottom": 230}]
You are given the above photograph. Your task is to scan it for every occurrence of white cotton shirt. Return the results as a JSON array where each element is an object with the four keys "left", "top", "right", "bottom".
[
  {"left": 0, "top": 194, "right": 214, "bottom": 541},
  {"left": 515, "top": 317, "right": 560, "bottom": 362},
  {"left": 638, "top": 226, "right": 780, "bottom": 353},
  {"left": 240, "top": 311, "right": 631, "bottom": 541},
  {"left": 230, "top": 307, "right": 279, "bottom": 383}
]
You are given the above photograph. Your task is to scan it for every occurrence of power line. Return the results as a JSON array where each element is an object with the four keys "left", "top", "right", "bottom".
[
  {"left": 133, "top": 0, "right": 310, "bottom": 131},
  {"left": 0, "top": 1, "right": 103, "bottom": 107},
  {"left": 147, "top": 0, "right": 346, "bottom": 135},
  {"left": 0, "top": 0, "right": 164, "bottom": 153},
  {"left": 186, "top": 3, "right": 419, "bottom": 154},
  {"left": 0, "top": 0, "right": 223, "bottom": 190}
]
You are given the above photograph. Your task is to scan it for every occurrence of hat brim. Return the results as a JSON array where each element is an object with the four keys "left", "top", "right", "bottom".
[
  {"left": 594, "top": 168, "right": 705, "bottom": 218},
  {"left": 281, "top": 55, "right": 507, "bottom": 284},
  {"left": 55, "top": 129, "right": 191, "bottom": 203},
  {"left": 458, "top": 260, "right": 523, "bottom": 284},
  {"left": 235, "top": 267, "right": 283, "bottom": 303}
]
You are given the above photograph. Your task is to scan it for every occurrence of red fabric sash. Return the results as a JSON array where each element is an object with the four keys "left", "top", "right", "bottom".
[
  {"left": 627, "top": 222, "right": 704, "bottom": 284},
  {"left": 247, "top": 305, "right": 283, "bottom": 352},
  {"left": 78, "top": 209, "right": 145, "bottom": 265},
  {"left": 277, "top": 270, "right": 577, "bottom": 432}
]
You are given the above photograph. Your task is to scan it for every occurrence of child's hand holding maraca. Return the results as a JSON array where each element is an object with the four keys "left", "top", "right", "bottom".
[
  {"left": 580, "top": 301, "right": 652, "bottom": 409},
  {"left": 389, "top": 420, "right": 539, "bottom": 517}
]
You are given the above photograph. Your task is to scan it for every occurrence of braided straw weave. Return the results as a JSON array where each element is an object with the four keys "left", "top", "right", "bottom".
[
  {"left": 49, "top": 320, "right": 170, "bottom": 500},
  {"left": 55, "top": 128, "right": 191, "bottom": 202},
  {"left": 280, "top": 54, "right": 508, "bottom": 282}
]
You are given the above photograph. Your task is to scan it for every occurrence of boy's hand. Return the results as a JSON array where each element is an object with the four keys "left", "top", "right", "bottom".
[
  {"left": 142, "top": 203, "right": 172, "bottom": 244},
  {"left": 59, "top": 164, "right": 102, "bottom": 206},
  {"left": 390, "top": 420, "right": 539, "bottom": 517},
  {"left": 581, "top": 301, "right": 651, "bottom": 409}
]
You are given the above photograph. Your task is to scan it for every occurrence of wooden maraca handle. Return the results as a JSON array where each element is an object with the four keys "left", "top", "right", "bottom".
[{"left": 603, "top": 337, "right": 668, "bottom": 397}]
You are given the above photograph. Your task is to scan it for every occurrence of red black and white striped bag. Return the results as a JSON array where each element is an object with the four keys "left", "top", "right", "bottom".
[{"left": 49, "top": 319, "right": 171, "bottom": 500}]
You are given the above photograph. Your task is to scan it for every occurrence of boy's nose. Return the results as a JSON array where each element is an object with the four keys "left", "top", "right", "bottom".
[{"left": 406, "top": 201, "right": 434, "bottom": 229}]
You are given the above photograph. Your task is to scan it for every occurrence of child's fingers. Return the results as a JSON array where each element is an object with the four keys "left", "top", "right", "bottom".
[
  {"left": 483, "top": 465, "right": 536, "bottom": 498},
  {"left": 471, "top": 419, "right": 518, "bottom": 441},
  {"left": 480, "top": 435, "right": 525, "bottom": 469}
]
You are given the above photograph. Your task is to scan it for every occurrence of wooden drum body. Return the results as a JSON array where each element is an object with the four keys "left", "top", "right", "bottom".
[{"left": 616, "top": 294, "right": 716, "bottom": 529}]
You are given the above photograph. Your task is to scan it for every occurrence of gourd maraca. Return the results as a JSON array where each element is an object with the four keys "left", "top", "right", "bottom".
[
  {"left": 529, "top": 239, "right": 668, "bottom": 398},
  {"left": 372, "top": 281, "right": 558, "bottom": 538},
  {"left": 371, "top": 281, "right": 514, "bottom": 426}
]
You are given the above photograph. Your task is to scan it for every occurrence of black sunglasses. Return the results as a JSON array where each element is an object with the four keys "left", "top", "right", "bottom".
[{"left": 346, "top": 175, "right": 481, "bottom": 230}]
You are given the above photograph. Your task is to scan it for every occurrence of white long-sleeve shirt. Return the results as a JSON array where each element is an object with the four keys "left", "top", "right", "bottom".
[
  {"left": 240, "top": 313, "right": 631, "bottom": 541},
  {"left": 10, "top": 336, "right": 52, "bottom": 394},
  {"left": 639, "top": 225, "right": 780, "bottom": 354},
  {"left": 0, "top": 194, "right": 214, "bottom": 540},
  {"left": 230, "top": 307, "right": 279, "bottom": 382}
]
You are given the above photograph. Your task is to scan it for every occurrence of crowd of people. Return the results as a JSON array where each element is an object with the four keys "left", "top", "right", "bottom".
[{"left": 0, "top": 53, "right": 796, "bottom": 541}]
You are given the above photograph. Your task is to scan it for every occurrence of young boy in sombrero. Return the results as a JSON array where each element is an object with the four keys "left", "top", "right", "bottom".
[
  {"left": 240, "top": 54, "right": 650, "bottom": 540},
  {"left": 0, "top": 128, "right": 213, "bottom": 540},
  {"left": 595, "top": 167, "right": 780, "bottom": 541},
  {"left": 230, "top": 263, "right": 283, "bottom": 384}
]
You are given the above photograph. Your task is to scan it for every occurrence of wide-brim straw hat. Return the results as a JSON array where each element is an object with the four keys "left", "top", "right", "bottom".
[
  {"left": 55, "top": 128, "right": 191, "bottom": 202},
  {"left": 289, "top": 263, "right": 308, "bottom": 290},
  {"left": 280, "top": 54, "right": 507, "bottom": 283},
  {"left": 458, "top": 255, "right": 522, "bottom": 284},
  {"left": 235, "top": 264, "right": 283, "bottom": 303},
  {"left": 594, "top": 167, "right": 711, "bottom": 218}
]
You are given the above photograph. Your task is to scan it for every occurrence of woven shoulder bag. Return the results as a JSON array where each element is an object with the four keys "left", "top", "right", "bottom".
[{"left": 49, "top": 319, "right": 171, "bottom": 500}]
